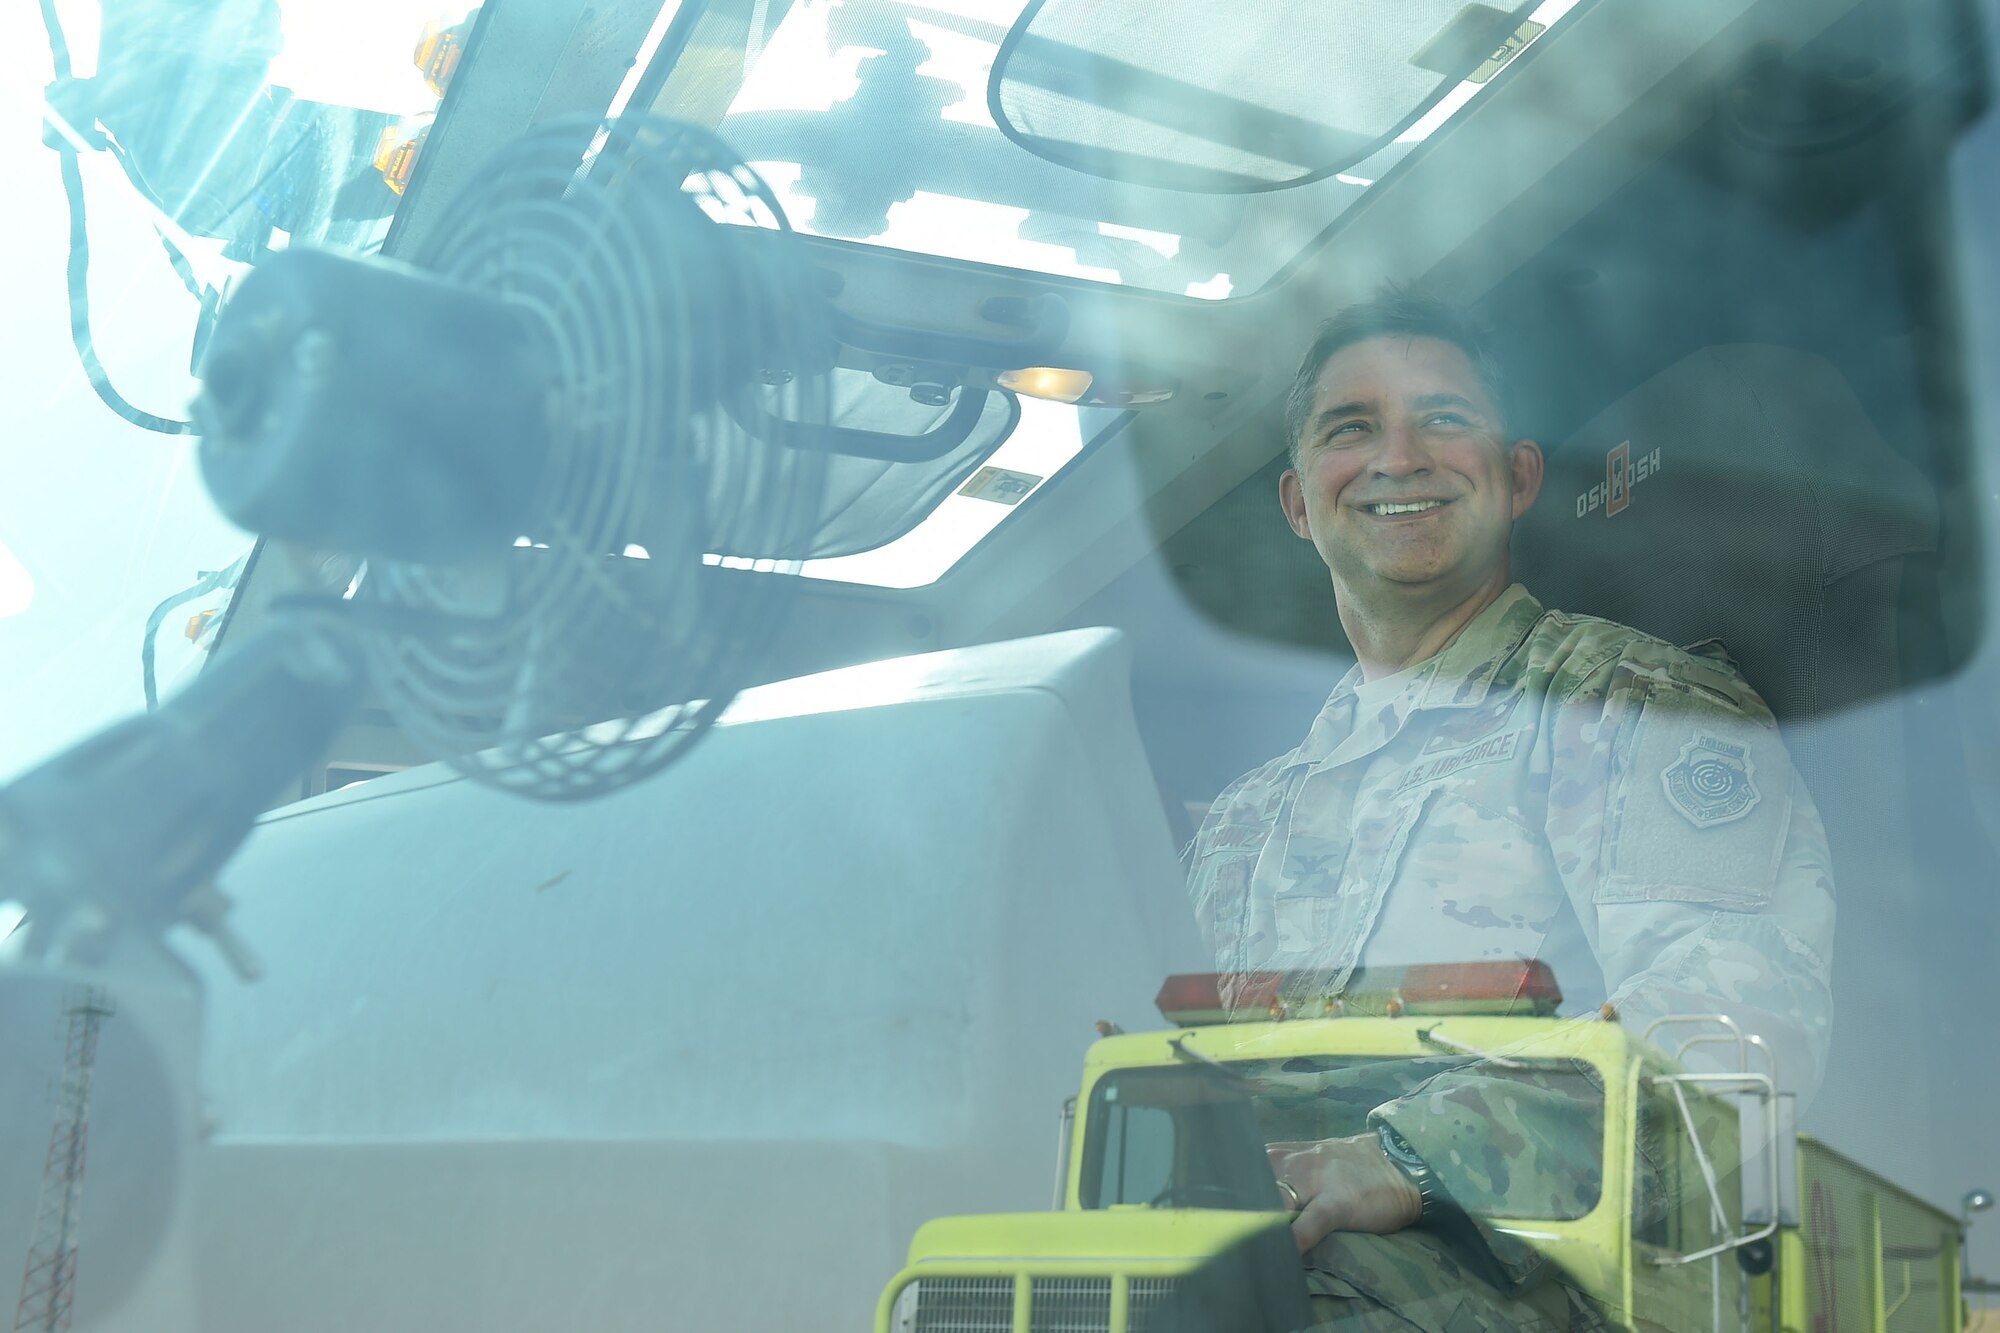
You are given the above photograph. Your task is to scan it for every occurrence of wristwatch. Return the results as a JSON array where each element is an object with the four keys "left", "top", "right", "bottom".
[
  {"left": 1375, "top": 1122, "right": 1445, "bottom": 1224},
  {"left": 1374, "top": 1121, "right": 1530, "bottom": 1296}
]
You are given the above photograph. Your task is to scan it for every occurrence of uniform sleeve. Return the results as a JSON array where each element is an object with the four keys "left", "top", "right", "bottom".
[
  {"left": 1544, "top": 649, "right": 1836, "bottom": 1100},
  {"left": 1370, "top": 646, "right": 1831, "bottom": 1288},
  {"left": 1368, "top": 1061, "right": 1605, "bottom": 1292}
]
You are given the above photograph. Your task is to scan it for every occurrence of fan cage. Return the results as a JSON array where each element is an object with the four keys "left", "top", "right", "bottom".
[{"left": 358, "top": 115, "right": 830, "bottom": 800}]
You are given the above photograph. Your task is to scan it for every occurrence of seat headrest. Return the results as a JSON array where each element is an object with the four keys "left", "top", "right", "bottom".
[{"left": 1514, "top": 344, "right": 1936, "bottom": 723}]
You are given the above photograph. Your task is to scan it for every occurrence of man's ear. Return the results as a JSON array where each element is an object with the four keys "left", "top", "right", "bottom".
[
  {"left": 1507, "top": 439, "right": 1545, "bottom": 519},
  {"left": 1279, "top": 467, "right": 1314, "bottom": 539}
]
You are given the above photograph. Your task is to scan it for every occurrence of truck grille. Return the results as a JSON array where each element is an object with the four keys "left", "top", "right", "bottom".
[
  {"left": 902, "top": 1276, "right": 1180, "bottom": 1333},
  {"left": 1028, "top": 1277, "right": 1111, "bottom": 1331},
  {"left": 908, "top": 1277, "right": 1014, "bottom": 1332},
  {"left": 1124, "top": 1278, "right": 1182, "bottom": 1333}
]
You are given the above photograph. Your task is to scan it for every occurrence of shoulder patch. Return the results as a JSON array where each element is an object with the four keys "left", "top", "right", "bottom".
[{"left": 1661, "top": 733, "right": 1761, "bottom": 827}]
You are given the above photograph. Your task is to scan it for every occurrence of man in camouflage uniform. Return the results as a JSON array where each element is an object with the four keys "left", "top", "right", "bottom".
[{"left": 1183, "top": 289, "right": 1835, "bottom": 1329}]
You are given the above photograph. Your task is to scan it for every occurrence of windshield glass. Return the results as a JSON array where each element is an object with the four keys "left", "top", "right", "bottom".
[
  {"left": 1084, "top": 1056, "right": 1606, "bottom": 1219},
  {"left": 5, "top": 1, "right": 2000, "bottom": 1331}
]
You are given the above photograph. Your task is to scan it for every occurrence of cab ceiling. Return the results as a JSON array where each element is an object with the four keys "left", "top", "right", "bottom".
[{"left": 219, "top": 0, "right": 1882, "bottom": 692}]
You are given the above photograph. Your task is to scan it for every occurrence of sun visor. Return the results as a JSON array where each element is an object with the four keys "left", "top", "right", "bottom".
[{"left": 989, "top": 0, "right": 1530, "bottom": 192}]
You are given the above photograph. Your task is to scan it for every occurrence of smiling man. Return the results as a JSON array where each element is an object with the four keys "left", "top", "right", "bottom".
[
  {"left": 1279, "top": 323, "right": 1541, "bottom": 679},
  {"left": 1183, "top": 288, "right": 1836, "bottom": 1327}
]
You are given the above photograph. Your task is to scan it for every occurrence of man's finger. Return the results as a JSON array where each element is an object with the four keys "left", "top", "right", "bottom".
[{"left": 1291, "top": 1194, "right": 1341, "bottom": 1253}]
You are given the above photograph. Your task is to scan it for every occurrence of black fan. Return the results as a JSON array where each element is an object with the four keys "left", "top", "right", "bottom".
[
  {"left": 196, "top": 115, "right": 830, "bottom": 799},
  {"left": 0, "top": 116, "right": 831, "bottom": 966}
]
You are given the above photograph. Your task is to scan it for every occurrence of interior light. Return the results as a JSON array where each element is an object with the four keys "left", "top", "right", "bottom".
[
  {"left": 998, "top": 366, "right": 1093, "bottom": 403},
  {"left": 998, "top": 366, "right": 1176, "bottom": 407}
]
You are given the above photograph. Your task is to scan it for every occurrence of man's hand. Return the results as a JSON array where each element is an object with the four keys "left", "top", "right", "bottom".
[{"left": 1267, "top": 1134, "right": 1423, "bottom": 1253}]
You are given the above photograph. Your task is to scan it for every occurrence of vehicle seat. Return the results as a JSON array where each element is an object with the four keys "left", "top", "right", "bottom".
[
  {"left": 1512, "top": 342, "right": 1960, "bottom": 1187},
  {"left": 1514, "top": 343, "right": 1936, "bottom": 753}
]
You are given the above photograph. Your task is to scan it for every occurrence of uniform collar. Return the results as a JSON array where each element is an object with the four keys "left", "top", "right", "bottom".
[
  {"left": 1417, "top": 582, "right": 1544, "bottom": 710},
  {"left": 1285, "top": 584, "right": 1544, "bottom": 771}
]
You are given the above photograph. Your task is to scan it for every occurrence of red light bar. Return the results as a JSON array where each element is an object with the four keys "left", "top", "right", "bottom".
[
  {"left": 1154, "top": 972, "right": 1287, "bottom": 1023},
  {"left": 1401, "top": 960, "right": 1561, "bottom": 1006},
  {"left": 1153, "top": 961, "right": 1562, "bottom": 1027}
]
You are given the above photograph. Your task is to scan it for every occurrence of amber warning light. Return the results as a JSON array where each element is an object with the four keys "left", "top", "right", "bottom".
[
  {"left": 374, "top": 124, "right": 431, "bottom": 196},
  {"left": 1154, "top": 961, "right": 1562, "bottom": 1026},
  {"left": 414, "top": 20, "right": 469, "bottom": 97}
]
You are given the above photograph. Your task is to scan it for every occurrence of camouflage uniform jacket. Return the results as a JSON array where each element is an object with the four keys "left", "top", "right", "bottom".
[{"left": 1185, "top": 585, "right": 1835, "bottom": 1284}]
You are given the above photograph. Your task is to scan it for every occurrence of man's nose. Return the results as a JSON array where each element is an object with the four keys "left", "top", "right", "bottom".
[{"left": 1370, "top": 421, "right": 1434, "bottom": 476}]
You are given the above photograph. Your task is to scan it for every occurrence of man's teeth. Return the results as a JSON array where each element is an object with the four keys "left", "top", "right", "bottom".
[{"left": 1366, "top": 500, "right": 1446, "bottom": 515}]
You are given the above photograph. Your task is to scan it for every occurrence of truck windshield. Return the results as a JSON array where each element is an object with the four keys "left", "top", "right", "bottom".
[
  {"left": 7, "top": 1, "right": 2000, "bottom": 1331},
  {"left": 1083, "top": 1056, "right": 1606, "bottom": 1221}
]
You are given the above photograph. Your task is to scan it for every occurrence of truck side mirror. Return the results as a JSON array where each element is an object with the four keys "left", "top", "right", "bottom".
[{"left": 1736, "top": 1238, "right": 1775, "bottom": 1276}]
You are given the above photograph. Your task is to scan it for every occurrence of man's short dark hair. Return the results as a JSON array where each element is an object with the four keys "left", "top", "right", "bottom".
[{"left": 1283, "top": 285, "right": 1508, "bottom": 465}]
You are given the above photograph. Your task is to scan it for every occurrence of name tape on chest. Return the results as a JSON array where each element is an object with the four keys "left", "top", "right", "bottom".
[{"left": 1395, "top": 728, "right": 1525, "bottom": 794}]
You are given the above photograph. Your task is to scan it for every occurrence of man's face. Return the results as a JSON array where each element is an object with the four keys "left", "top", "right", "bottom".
[{"left": 1279, "top": 335, "right": 1542, "bottom": 602}]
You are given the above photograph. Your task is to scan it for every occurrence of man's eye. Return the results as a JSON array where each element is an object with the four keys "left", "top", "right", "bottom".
[
  {"left": 1425, "top": 412, "right": 1469, "bottom": 427},
  {"left": 1323, "top": 421, "right": 1367, "bottom": 442}
]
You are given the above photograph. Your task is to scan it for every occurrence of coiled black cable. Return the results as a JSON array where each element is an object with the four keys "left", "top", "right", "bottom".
[{"left": 40, "top": 0, "right": 197, "bottom": 436}]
